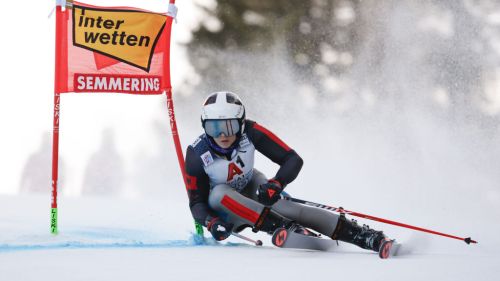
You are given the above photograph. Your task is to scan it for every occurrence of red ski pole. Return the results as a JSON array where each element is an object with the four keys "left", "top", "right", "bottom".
[{"left": 286, "top": 197, "right": 477, "bottom": 244}]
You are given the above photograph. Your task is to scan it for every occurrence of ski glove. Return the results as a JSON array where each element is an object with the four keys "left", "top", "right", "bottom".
[
  {"left": 257, "top": 179, "right": 283, "bottom": 206},
  {"left": 207, "top": 217, "right": 233, "bottom": 241}
]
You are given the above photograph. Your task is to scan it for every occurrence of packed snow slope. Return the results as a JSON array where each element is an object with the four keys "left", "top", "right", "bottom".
[{"left": 0, "top": 190, "right": 498, "bottom": 281}]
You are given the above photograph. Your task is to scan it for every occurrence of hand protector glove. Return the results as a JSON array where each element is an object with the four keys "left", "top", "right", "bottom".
[
  {"left": 206, "top": 217, "right": 232, "bottom": 241},
  {"left": 257, "top": 179, "right": 283, "bottom": 206}
]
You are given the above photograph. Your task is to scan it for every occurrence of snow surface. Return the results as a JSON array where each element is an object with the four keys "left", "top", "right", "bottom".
[{"left": 1, "top": 194, "right": 498, "bottom": 281}]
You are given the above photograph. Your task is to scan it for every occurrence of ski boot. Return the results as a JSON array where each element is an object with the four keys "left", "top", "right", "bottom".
[
  {"left": 253, "top": 208, "right": 293, "bottom": 234},
  {"left": 253, "top": 208, "right": 315, "bottom": 236},
  {"left": 331, "top": 214, "right": 387, "bottom": 252},
  {"left": 288, "top": 224, "right": 318, "bottom": 237}
]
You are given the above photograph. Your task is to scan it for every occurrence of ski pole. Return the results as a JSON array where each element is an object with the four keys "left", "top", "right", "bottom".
[
  {"left": 232, "top": 232, "right": 263, "bottom": 246},
  {"left": 286, "top": 197, "right": 477, "bottom": 244}
]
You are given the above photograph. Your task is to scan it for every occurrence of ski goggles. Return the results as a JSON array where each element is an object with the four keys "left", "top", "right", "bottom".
[{"left": 204, "top": 119, "right": 241, "bottom": 138}]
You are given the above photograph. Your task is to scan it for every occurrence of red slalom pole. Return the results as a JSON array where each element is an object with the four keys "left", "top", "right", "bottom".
[
  {"left": 165, "top": 90, "right": 204, "bottom": 236},
  {"left": 163, "top": 0, "right": 203, "bottom": 237},
  {"left": 287, "top": 197, "right": 477, "bottom": 244},
  {"left": 50, "top": 5, "right": 67, "bottom": 235}
]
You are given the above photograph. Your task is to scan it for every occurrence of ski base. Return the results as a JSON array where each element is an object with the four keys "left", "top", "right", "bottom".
[{"left": 271, "top": 228, "right": 337, "bottom": 251}]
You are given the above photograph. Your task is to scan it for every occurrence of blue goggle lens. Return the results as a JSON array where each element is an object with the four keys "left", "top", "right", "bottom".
[{"left": 204, "top": 119, "right": 240, "bottom": 137}]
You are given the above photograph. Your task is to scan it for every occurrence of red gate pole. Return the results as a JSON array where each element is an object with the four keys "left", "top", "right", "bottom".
[
  {"left": 164, "top": 0, "right": 204, "bottom": 236},
  {"left": 51, "top": 4, "right": 67, "bottom": 235},
  {"left": 50, "top": 93, "right": 60, "bottom": 235},
  {"left": 165, "top": 90, "right": 204, "bottom": 236}
]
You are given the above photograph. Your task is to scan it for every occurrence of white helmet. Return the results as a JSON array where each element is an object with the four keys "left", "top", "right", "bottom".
[{"left": 201, "top": 91, "right": 246, "bottom": 138}]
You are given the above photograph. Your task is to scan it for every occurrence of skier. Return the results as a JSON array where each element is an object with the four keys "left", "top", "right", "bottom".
[{"left": 185, "top": 91, "right": 393, "bottom": 256}]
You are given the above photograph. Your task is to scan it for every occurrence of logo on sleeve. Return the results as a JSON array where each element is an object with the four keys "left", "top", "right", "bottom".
[
  {"left": 239, "top": 134, "right": 250, "bottom": 147},
  {"left": 200, "top": 151, "right": 214, "bottom": 167},
  {"left": 192, "top": 137, "right": 202, "bottom": 147}
]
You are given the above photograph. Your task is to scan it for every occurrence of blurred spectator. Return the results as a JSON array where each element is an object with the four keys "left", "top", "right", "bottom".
[
  {"left": 20, "top": 132, "right": 65, "bottom": 193},
  {"left": 82, "top": 128, "right": 125, "bottom": 196}
]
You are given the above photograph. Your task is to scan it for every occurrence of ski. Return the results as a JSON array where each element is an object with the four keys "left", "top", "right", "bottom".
[
  {"left": 271, "top": 227, "right": 402, "bottom": 259},
  {"left": 271, "top": 228, "right": 337, "bottom": 251},
  {"left": 378, "top": 239, "right": 400, "bottom": 259}
]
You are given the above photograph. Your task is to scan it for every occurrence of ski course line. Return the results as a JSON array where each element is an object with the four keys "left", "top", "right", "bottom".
[
  {"left": 0, "top": 240, "right": 191, "bottom": 252},
  {"left": 0, "top": 239, "right": 252, "bottom": 253}
]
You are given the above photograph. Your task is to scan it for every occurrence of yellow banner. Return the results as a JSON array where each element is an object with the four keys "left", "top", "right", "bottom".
[{"left": 73, "top": 5, "right": 166, "bottom": 71}]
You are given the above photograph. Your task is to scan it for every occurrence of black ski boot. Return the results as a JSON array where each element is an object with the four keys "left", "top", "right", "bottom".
[
  {"left": 288, "top": 224, "right": 318, "bottom": 237},
  {"left": 253, "top": 208, "right": 294, "bottom": 234},
  {"left": 253, "top": 208, "right": 316, "bottom": 236},
  {"left": 331, "top": 214, "right": 386, "bottom": 252}
]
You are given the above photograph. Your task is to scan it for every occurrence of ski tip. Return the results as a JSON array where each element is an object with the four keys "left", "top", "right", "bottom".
[
  {"left": 378, "top": 239, "right": 393, "bottom": 259},
  {"left": 464, "top": 237, "right": 478, "bottom": 244}
]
